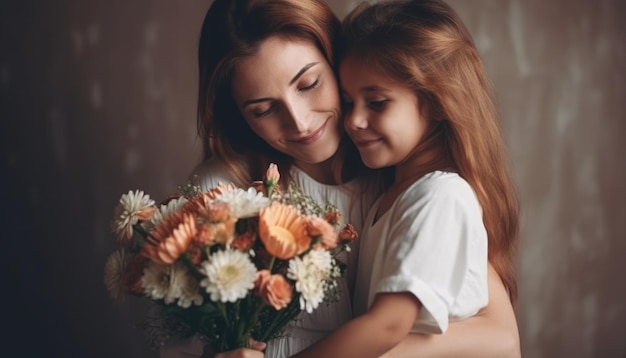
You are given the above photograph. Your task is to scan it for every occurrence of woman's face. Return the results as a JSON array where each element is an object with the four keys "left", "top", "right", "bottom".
[{"left": 231, "top": 36, "right": 342, "bottom": 167}]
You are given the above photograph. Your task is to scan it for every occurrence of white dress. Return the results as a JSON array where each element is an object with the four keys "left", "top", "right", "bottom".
[
  {"left": 160, "top": 158, "right": 379, "bottom": 358},
  {"left": 353, "top": 171, "right": 489, "bottom": 334}
]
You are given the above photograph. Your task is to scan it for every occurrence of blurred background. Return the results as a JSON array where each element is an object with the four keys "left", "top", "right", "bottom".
[{"left": 1, "top": 0, "right": 624, "bottom": 357}]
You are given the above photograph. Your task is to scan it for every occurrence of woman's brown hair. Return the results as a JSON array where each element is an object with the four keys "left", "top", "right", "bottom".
[{"left": 197, "top": 0, "right": 345, "bottom": 186}]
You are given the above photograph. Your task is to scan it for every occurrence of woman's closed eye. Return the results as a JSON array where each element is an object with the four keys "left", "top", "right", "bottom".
[
  {"left": 298, "top": 77, "right": 320, "bottom": 92},
  {"left": 252, "top": 103, "right": 275, "bottom": 118}
]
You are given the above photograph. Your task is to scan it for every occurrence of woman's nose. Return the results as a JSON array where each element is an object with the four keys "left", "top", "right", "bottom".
[{"left": 283, "top": 101, "right": 311, "bottom": 132}]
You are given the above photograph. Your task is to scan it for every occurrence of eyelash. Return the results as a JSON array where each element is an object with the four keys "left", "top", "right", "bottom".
[
  {"left": 299, "top": 78, "right": 320, "bottom": 92},
  {"left": 253, "top": 104, "right": 275, "bottom": 118},
  {"left": 368, "top": 99, "right": 388, "bottom": 110},
  {"left": 251, "top": 78, "right": 321, "bottom": 118}
]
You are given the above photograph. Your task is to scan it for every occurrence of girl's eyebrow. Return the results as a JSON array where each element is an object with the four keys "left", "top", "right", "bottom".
[
  {"left": 289, "top": 62, "right": 319, "bottom": 85},
  {"left": 360, "top": 85, "right": 392, "bottom": 93}
]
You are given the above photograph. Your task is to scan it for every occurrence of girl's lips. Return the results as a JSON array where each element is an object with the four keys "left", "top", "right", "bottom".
[
  {"left": 354, "top": 138, "right": 383, "bottom": 148},
  {"left": 289, "top": 119, "right": 328, "bottom": 145}
]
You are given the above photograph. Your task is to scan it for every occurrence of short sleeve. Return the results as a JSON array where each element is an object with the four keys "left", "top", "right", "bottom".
[{"left": 373, "top": 173, "right": 488, "bottom": 333}]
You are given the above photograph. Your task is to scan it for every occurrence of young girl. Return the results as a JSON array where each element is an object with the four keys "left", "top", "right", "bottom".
[{"left": 292, "top": 0, "right": 520, "bottom": 357}]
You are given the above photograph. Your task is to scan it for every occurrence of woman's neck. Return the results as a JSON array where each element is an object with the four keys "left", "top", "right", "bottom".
[{"left": 293, "top": 152, "right": 343, "bottom": 185}]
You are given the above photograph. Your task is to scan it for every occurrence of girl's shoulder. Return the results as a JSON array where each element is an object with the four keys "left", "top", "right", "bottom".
[{"left": 397, "top": 170, "right": 477, "bottom": 209}]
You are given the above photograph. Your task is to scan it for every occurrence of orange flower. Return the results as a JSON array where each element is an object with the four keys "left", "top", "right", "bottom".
[
  {"left": 196, "top": 220, "right": 236, "bottom": 246},
  {"left": 306, "top": 216, "right": 339, "bottom": 250},
  {"left": 191, "top": 200, "right": 236, "bottom": 246},
  {"left": 255, "top": 270, "right": 293, "bottom": 310},
  {"left": 142, "top": 212, "right": 197, "bottom": 264},
  {"left": 259, "top": 202, "right": 310, "bottom": 259},
  {"left": 323, "top": 211, "right": 341, "bottom": 226},
  {"left": 339, "top": 223, "right": 359, "bottom": 242},
  {"left": 231, "top": 232, "right": 256, "bottom": 251},
  {"left": 207, "top": 182, "right": 237, "bottom": 199},
  {"left": 200, "top": 201, "right": 232, "bottom": 222},
  {"left": 183, "top": 183, "right": 236, "bottom": 214},
  {"left": 184, "top": 242, "right": 207, "bottom": 265}
]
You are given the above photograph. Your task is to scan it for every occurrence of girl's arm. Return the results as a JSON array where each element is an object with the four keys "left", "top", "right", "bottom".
[
  {"left": 380, "top": 265, "right": 520, "bottom": 358},
  {"left": 292, "top": 292, "right": 421, "bottom": 358}
]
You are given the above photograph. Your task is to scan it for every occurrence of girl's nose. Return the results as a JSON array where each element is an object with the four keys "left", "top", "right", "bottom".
[{"left": 344, "top": 106, "right": 367, "bottom": 131}]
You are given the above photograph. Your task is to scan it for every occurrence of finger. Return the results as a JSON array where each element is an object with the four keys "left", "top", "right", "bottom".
[{"left": 249, "top": 339, "right": 267, "bottom": 351}]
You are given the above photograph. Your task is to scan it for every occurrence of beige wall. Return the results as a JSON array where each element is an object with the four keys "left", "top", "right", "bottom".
[{"left": 1, "top": 0, "right": 623, "bottom": 357}]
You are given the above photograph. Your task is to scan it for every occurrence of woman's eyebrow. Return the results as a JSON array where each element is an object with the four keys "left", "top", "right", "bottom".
[
  {"left": 289, "top": 62, "right": 319, "bottom": 85},
  {"left": 242, "top": 62, "right": 321, "bottom": 108}
]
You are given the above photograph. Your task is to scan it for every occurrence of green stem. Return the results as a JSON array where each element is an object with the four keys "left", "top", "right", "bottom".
[
  {"left": 180, "top": 254, "right": 205, "bottom": 280},
  {"left": 268, "top": 256, "right": 276, "bottom": 273},
  {"left": 133, "top": 223, "right": 157, "bottom": 241}
]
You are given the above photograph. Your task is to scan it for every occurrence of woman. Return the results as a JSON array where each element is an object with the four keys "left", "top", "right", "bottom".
[{"left": 161, "top": 0, "right": 520, "bottom": 357}]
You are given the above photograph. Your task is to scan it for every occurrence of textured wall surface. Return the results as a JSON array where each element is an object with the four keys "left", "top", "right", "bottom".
[{"left": 1, "top": 0, "right": 624, "bottom": 357}]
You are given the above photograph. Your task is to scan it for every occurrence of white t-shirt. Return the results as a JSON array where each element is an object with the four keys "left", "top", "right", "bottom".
[
  {"left": 353, "top": 171, "right": 488, "bottom": 334},
  {"left": 160, "top": 158, "right": 380, "bottom": 358}
]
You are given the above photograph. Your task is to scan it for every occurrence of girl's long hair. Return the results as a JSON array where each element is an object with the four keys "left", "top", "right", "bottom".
[{"left": 341, "top": 0, "right": 520, "bottom": 303}]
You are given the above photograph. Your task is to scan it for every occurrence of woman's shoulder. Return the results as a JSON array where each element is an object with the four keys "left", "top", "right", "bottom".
[{"left": 189, "top": 157, "right": 243, "bottom": 191}]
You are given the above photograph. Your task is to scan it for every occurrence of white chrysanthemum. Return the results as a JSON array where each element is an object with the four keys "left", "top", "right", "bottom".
[
  {"left": 112, "top": 190, "right": 156, "bottom": 242},
  {"left": 141, "top": 261, "right": 203, "bottom": 307},
  {"left": 141, "top": 261, "right": 171, "bottom": 301},
  {"left": 170, "top": 262, "right": 203, "bottom": 308},
  {"left": 178, "top": 277, "right": 204, "bottom": 308},
  {"left": 216, "top": 187, "right": 271, "bottom": 218},
  {"left": 307, "top": 249, "right": 333, "bottom": 272},
  {"left": 104, "top": 249, "right": 130, "bottom": 302},
  {"left": 149, "top": 196, "right": 188, "bottom": 228},
  {"left": 287, "top": 250, "right": 333, "bottom": 313},
  {"left": 199, "top": 249, "right": 257, "bottom": 302}
]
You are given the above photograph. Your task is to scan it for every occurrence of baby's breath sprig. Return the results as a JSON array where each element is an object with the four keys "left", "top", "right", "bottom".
[
  {"left": 280, "top": 180, "right": 326, "bottom": 217},
  {"left": 177, "top": 175, "right": 202, "bottom": 198}
]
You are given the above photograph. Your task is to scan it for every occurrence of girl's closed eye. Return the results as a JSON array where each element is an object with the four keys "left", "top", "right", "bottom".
[{"left": 367, "top": 98, "right": 388, "bottom": 110}]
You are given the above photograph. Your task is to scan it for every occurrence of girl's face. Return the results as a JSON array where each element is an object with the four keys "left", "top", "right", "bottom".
[
  {"left": 231, "top": 36, "right": 342, "bottom": 168},
  {"left": 340, "top": 55, "right": 430, "bottom": 169}
]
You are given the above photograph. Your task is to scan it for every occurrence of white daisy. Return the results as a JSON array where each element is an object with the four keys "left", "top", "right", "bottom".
[
  {"left": 178, "top": 277, "right": 204, "bottom": 308},
  {"left": 287, "top": 250, "right": 333, "bottom": 313},
  {"left": 199, "top": 249, "right": 257, "bottom": 303},
  {"left": 215, "top": 187, "right": 271, "bottom": 218},
  {"left": 103, "top": 249, "right": 130, "bottom": 302},
  {"left": 112, "top": 190, "right": 156, "bottom": 243},
  {"left": 141, "top": 261, "right": 203, "bottom": 308},
  {"left": 169, "top": 261, "right": 203, "bottom": 308},
  {"left": 141, "top": 261, "right": 174, "bottom": 302},
  {"left": 148, "top": 196, "right": 188, "bottom": 228}
]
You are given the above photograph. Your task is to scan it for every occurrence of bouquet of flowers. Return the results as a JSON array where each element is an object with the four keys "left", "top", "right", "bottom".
[{"left": 104, "top": 164, "right": 358, "bottom": 352}]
